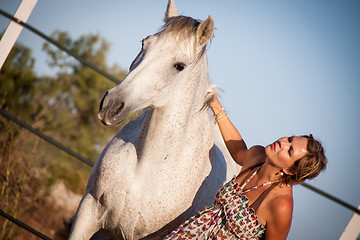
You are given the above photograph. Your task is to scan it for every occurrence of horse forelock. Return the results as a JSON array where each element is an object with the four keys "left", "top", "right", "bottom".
[
  {"left": 158, "top": 16, "right": 209, "bottom": 59},
  {"left": 162, "top": 16, "right": 199, "bottom": 36}
]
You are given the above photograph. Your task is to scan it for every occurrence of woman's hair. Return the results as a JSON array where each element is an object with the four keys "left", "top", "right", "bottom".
[{"left": 282, "top": 134, "right": 327, "bottom": 185}]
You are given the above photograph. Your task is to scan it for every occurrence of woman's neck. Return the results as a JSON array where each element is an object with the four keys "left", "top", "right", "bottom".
[{"left": 256, "top": 160, "right": 283, "bottom": 183}]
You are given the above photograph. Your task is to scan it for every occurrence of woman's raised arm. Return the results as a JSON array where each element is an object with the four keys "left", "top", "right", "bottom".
[{"left": 209, "top": 95, "right": 248, "bottom": 166}]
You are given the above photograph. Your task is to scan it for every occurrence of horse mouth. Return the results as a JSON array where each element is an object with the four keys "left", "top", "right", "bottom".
[{"left": 98, "top": 101, "right": 126, "bottom": 126}]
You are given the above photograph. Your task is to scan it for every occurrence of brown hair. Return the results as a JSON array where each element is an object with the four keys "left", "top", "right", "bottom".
[{"left": 282, "top": 134, "right": 327, "bottom": 185}]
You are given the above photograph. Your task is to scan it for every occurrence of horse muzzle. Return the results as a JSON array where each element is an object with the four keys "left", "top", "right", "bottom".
[{"left": 98, "top": 91, "right": 126, "bottom": 126}]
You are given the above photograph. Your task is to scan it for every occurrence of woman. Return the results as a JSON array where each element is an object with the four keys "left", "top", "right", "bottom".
[{"left": 164, "top": 95, "right": 327, "bottom": 240}]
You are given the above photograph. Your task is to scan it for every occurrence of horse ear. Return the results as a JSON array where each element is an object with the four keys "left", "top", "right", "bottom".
[
  {"left": 197, "top": 15, "right": 214, "bottom": 45},
  {"left": 164, "top": 0, "right": 179, "bottom": 22}
]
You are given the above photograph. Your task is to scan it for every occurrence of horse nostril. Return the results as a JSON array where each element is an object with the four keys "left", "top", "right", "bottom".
[{"left": 113, "top": 102, "right": 124, "bottom": 115}]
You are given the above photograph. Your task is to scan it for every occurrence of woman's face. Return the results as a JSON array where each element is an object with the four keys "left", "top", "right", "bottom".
[{"left": 265, "top": 136, "right": 308, "bottom": 170}]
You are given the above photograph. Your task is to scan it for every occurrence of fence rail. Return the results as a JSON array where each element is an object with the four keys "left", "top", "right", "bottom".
[
  {"left": 0, "top": 209, "right": 53, "bottom": 240},
  {"left": 0, "top": 109, "right": 94, "bottom": 167}
]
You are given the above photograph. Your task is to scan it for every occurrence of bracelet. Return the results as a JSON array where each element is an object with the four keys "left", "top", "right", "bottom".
[
  {"left": 213, "top": 108, "right": 224, "bottom": 118},
  {"left": 215, "top": 114, "right": 228, "bottom": 123},
  {"left": 213, "top": 108, "right": 228, "bottom": 124}
]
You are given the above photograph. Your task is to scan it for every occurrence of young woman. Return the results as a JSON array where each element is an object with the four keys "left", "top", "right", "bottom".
[{"left": 164, "top": 95, "right": 327, "bottom": 239}]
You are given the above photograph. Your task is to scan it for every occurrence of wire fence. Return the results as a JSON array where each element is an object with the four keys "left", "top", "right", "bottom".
[
  {"left": 0, "top": 210, "right": 52, "bottom": 240},
  {"left": 0, "top": 109, "right": 94, "bottom": 167},
  {"left": 0, "top": 7, "right": 359, "bottom": 240}
]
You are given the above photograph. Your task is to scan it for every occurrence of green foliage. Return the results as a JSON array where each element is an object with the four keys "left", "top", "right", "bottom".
[
  {"left": 0, "top": 42, "right": 38, "bottom": 122},
  {"left": 47, "top": 162, "right": 89, "bottom": 194}
]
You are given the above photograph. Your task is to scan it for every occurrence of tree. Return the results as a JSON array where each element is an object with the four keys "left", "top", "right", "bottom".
[{"left": 0, "top": 41, "right": 39, "bottom": 125}]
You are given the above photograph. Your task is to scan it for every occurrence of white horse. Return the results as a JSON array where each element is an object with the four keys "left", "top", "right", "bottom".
[{"left": 69, "top": 1, "right": 239, "bottom": 239}]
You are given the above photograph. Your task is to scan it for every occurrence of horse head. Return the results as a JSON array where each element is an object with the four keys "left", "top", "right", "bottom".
[{"left": 98, "top": 0, "right": 215, "bottom": 126}]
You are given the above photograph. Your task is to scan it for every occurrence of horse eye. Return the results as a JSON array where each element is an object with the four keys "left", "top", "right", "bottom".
[{"left": 174, "top": 63, "right": 186, "bottom": 72}]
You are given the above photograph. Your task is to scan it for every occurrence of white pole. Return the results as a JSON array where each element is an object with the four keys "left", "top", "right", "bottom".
[
  {"left": 339, "top": 205, "right": 360, "bottom": 240},
  {"left": 0, "top": 0, "right": 38, "bottom": 70}
]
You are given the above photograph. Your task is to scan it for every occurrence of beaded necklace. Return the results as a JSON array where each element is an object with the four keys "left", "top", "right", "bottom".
[{"left": 240, "top": 166, "right": 280, "bottom": 194}]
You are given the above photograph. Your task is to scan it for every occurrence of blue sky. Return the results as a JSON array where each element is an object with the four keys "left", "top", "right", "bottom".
[{"left": 1, "top": 1, "right": 360, "bottom": 239}]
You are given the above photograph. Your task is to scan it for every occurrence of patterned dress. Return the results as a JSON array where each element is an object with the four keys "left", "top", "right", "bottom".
[{"left": 164, "top": 164, "right": 276, "bottom": 240}]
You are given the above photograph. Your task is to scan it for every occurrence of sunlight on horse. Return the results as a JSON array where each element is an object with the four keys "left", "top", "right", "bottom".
[{"left": 69, "top": 0, "right": 240, "bottom": 239}]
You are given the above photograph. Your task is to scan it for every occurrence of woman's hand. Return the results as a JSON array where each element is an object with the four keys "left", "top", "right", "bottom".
[{"left": 208, "top": 94, "right": 223, "bottom": 116}]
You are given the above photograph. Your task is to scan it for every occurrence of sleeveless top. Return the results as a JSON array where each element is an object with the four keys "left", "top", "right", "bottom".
[{"left": 164, "top": 163, "right": 278, "bottom": 239}]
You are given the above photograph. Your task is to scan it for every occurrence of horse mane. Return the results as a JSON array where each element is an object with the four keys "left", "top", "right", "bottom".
[
  {"left": 202, "top": 83, "right": 220, "bottom": 111},
  {"left": 159, "top": 16, "right": 211, "bottom": 60},
  {"left": 160, "top": 16, "right": 200, "bottom": 40}
]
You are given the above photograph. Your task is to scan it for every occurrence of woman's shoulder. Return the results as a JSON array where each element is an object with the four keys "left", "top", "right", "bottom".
[
  {"left": 266, "top": 185, "right": 294, "bottom": 218},
  {"left": 248, "top": 145, "right": 266, "bottom": 154},
  {"left": 241, "top": 145, "right": 266, "bottom": 170},
  {"left": 261, "top": 188, "right": 293, "bottom": 239},
  {"left": 261, "top": 185, "right": 293, "bottom": 236}
]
